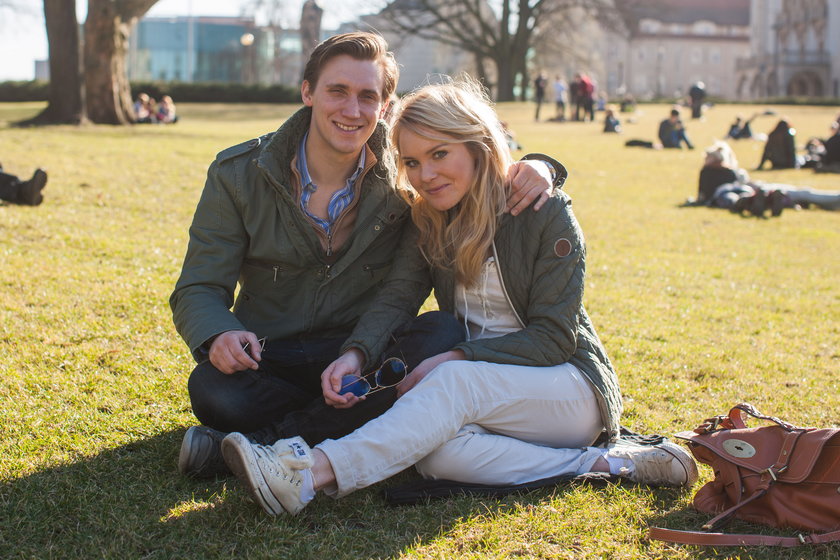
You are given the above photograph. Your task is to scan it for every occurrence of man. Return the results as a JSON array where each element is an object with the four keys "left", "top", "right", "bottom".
[
  {"left": 688, "top": 81, "right": 706, "bottom": 119},
  {"left": 552, "top": 76, "right": 567, "bottom": 122},
  {"left": 658, "top": 108, "right": 694, "bottom": 150},
  {"left": 817, "top": 120, "right": 840, "bottom": 172},
  {"left": 171, "top": 32, "right": 557, "bottom": 478},
  {"left": 0, "top": 164, "right": 47, "bottom": 206},
  {"left": 533, "top": 72, "right": 547, "bottom": 121}
]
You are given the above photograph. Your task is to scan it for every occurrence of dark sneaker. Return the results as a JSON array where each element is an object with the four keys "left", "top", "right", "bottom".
[
  {"left": 748, "top": 189, "right": 767, "bottom": 217},
  {"left": 768, "top": 190, "right": 786, "bottom": 217},
  {"left": 19, "top": 169, "right": 47, "bottom": 206},
  {"left": 178, "top": 425, "right": 230, "bottom": 478}
]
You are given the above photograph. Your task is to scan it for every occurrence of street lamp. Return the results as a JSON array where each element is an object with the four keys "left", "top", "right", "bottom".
[{"left": 240, "top": 33, "right": 256, "bottom": 84}]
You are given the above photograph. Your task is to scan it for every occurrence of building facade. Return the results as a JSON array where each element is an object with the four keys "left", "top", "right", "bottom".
[
  {"left": 599, "top": 0, "right": 750, "bottom": 100},
  {"left": 127, "top": 16, "right": 331, "bottom": 86},
  {"left": 736, "top": 0, "right": 840, "bottom": 99}
]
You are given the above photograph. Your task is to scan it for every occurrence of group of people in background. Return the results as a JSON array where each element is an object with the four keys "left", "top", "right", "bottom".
[
  {"left": 536, "top": 72, "right": 597, "bottom": 123},
  {"left": 685, "top": 113, "right": 840, "bottom": 217},
  {"left": 133, "top": 92, "right": 178, "bottom": 124},
  {"left": 530, "top": 70, "right": 839, "bottom": 218}
]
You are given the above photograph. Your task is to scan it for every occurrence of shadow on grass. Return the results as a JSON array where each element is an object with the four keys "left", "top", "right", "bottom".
[
  {"left": 646, "top": 495, "right": 840, "bottom": 559},
  {"left": 1, "top": 429, "right": 572, "bottom": 558}
]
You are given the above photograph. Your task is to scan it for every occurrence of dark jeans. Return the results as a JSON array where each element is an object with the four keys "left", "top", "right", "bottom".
[{"left": 187, "top": 311, "right": 465, "bottom": 446}]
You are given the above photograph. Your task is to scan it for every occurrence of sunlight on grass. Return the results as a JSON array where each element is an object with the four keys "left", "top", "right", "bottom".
[{"left": 1, "top": 100, "right": 838, "bottom": 559}]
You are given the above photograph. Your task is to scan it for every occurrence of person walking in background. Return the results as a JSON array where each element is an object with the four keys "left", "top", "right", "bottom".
[
  {"left": 570, "top": 74, "right": 582, "bottom": 121},
  {"left": 534, "top": 72, "right": 548, "bottom": 121},
  {"left": 218, "top": 78, "right": 698, "bottom": 517},
  {"left": 552, "top": 76, "right": 567, "bottom": 121},
  {"left": 688, "top": 81, "right": 706, "bottom": 119},
  {"left": 0, "top": 163, "right": 47, "bottom": 206},
  {"left": 578, "top": 73, "right": 595, "bottom": 122}
]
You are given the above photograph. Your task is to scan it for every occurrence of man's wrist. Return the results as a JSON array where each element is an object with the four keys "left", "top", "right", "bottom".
[{"left": 521, "top": 153, "right": 567, "bottom": 189}]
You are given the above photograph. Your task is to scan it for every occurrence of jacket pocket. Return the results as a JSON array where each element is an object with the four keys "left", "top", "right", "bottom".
[
  {"left": 362, "top": 261, "right": 392, "bottom": 283},
  {"left": 243, "top": 258, "right": 284, "bottom": 283}
]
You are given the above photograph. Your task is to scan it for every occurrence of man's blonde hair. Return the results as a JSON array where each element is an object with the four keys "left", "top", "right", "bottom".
[
  {"left": 391, "top": 77, "right": 513, "bottom": 286},
  {"left": 302, "top": 32, "right": 398, "bottom": 101}
]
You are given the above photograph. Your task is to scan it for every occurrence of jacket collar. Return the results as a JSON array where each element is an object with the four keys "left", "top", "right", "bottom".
[{"left": 257, "top": 106, "right": 393, "bottom": 191}]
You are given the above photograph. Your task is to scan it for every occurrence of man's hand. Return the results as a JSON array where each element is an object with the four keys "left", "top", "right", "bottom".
[
  {"left": 505, "top": 159, "right": 553, "bottom": 215},
  {"left": 396, "top": 349, "right": 466, "bottom": 398},
  {"left": 209, "top": 330, "right": 262, "bottom": 374},
  {"left": 321, "top": 348, "right": 365, "bottom": 409}
]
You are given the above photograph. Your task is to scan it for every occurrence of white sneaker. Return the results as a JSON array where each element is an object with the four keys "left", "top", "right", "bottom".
[
  {"left": 608, "top": 441, "right": 698, "bottom": 487},
  {"left": 221, "top": 433, "right": 314, "bottom": 515}
]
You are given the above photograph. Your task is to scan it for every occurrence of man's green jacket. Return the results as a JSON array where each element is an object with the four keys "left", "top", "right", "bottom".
[{"left": 170, "top": 107, "right": 424, "bottom": 362}]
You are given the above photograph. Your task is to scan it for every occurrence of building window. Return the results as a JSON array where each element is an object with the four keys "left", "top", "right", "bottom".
[
  {"left": 691, "top": 47, "right": 702, "bottom": 64},
  {"left": 710, "top": 48, "right": 721, "bottom": 64}
]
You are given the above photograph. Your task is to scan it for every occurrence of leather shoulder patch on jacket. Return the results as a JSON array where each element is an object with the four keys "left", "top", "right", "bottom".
[
  {"left": 554, "top": 237, "right": 573, "bottom": 257},
  {"left": 215, "top": 133, "right": 272, "bottom": 163}
]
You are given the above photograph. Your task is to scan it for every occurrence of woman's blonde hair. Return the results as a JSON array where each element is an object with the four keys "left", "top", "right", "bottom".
[
  {"left": 704, "top": 140, "right": 739, "bottom": 169},
  {"left": 391, "top": 77, "right": 513, "bottom": 286}
]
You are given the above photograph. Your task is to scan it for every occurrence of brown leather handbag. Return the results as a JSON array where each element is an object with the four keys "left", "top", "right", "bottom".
[{"left": 649, "top": 403, "right": 840, "bottom": 547}]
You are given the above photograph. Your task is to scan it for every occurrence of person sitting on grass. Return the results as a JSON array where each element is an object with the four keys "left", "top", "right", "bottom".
[
  {"left": 625, "top": 108, "right": 693, "bottom": 150},
  {"left": 603, "top": 108, "right": 621, "bottom": 133},
  {"left": 172, "top": 32, "right": 558, "bottom": 481},
  {"left": 155, "top": 95, "right": 178, "bottom": 124},
  {"left": 815, "top": 119, "right": 840, "bottom": 173},
  {"left": 726, "top": 114, "right": 757, "bottom": 140},
  {"left": 0, "top": 162, "right": 47, "bottom": 206},
  {"left": 756, "top": 119, "right": 797, "bottom": 170},
  {"left": 218, "top": 78, "right": 699, "bottom": 517}
]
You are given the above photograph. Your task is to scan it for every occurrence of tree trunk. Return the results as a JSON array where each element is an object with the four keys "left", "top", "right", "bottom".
[
  {"left": 32, "top": 0, "right": 86, "bottom": 124},
  {"left": 495, "top": 56, "right": 516, "bottom": 102},
  {"left": 84, "top": 0, "right": 158, "bottom": 124}
]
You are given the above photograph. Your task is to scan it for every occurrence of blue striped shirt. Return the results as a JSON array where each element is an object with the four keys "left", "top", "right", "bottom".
[{"left": 297, "top": 132, "right": 366, "bottom": 236}]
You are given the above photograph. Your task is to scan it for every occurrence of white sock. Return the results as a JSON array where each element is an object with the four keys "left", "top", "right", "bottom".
[
  {"left": 604, "top": 451, "right": 635, "bottom": 476},
  {"left": 300, "top": 469, "right": 315, "bottom": 503}
]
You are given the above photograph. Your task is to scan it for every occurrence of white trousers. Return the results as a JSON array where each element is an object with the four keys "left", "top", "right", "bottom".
[{"left": 316, "top": 360, "right": 606, "bottom": 498}]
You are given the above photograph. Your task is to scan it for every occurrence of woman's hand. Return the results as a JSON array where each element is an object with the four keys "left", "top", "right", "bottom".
[
  {"left": 321, "top": 349, "right": 365, "bottom": 409},
  {"left": 396, "top": 349, "right": 466, "bottom": 398}
]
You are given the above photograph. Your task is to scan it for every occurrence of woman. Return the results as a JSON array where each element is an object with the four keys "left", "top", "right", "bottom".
[
  {"left": 690, "top": 140, "right": 840, "bottom": 216},
  {"left": 220, "top": 79, "right": 697, "bottom": 516},
  {"left": 757, "top": 119, "right": 797, "bottom": 170}
]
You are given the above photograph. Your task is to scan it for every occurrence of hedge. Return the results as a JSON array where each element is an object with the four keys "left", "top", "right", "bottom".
[
  {"left": 0, "top": 81, "right": 299, "bottom": 103},
  {"left": 1, "top": 80, "right": 837, "bottom": 106}
]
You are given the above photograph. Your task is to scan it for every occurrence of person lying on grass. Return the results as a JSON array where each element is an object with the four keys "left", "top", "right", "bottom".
[
  {"left": 219, "top": 78, "right": 699, "bottom": 516},
  {"left": 685, "top": 140, "right": 840, "bottom": 217}
]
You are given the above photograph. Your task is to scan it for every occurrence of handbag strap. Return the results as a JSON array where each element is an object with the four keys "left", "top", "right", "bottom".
[
  {"left": 694, "top": 402, "right": 803, "bottom": 434},
  {"left": 649, "top": 526, "right": 840, "bottom": 547},
  {"left": 731, "top": 403, "right": 802, "bottom": 432}
]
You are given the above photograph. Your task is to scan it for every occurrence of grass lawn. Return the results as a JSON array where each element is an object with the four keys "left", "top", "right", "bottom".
[{"left": 1, "top": 99, "right": 838, "bottom": 559}]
